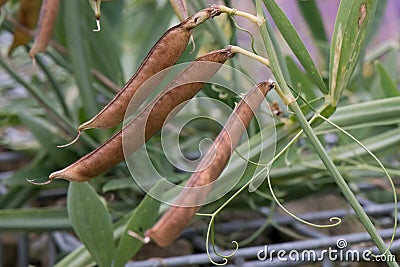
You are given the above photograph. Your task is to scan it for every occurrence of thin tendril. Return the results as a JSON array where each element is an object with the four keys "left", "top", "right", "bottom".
[
  {"left": 228, "top": 16, "right": 258, "bottom": 54},
  {"left": 205, "top": 216, "right": 238, "bottom": 265},
  {"left": 264, "top": 133, "right": 342, "bottom": 228},
  {"left": 317, "top": 114, "right": 397, "bottom": 257},
  {"left": 287, "top": 83, "right": 397, "bottom": 256}
]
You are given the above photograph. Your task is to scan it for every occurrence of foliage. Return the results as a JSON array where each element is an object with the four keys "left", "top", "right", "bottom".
[{"left": 0, "top": 0, "right": 399, "bottom": 266}]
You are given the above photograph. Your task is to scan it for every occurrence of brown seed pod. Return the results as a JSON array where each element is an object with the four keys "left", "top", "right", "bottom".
[
  {"left": 170, "top": 0, "right": 188, "bottom": 21},
  {"left": 38, "top": 47, "right": 234, "bottom": 184},
  {"left": 145, "top": 80, "right": 275, "bottom": 247},
  {"left": 8, "top": 0, "right": 41, "bottom": 56},
  {"left": 29, "top": 0, "right": 60, "bottom": 58},
  {"left": 61, "top": 7, "right": 222, "bottom": 147}
]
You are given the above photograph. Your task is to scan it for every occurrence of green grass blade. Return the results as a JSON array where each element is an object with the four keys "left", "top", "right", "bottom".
[
  {"left": 329, "top": 0, "right": 378, "bottom": 105},
  {"left": 286, "top": 56, "right": 316, "bottom": 100},
  {"left": 0, "top": 187, "right": 39, "bottom": 209},
  {"left": 263, "top": 17, "right": 290, "bottom": 83},
  {"left": 316, "top": 96, "right": 400, "bottom": 132},
  {"left": 67, "top": 182, "right": 114, "bottom": 267},
  {"left": 55, "top": 212, "right": 131, "bottom": 267},
  {"left": 0, "top": 208, "right": 70, "bottom": 231},
  {"left": 18, "top": 114, "right": 76, "bottom": 166},
  {"left": 114, "top": 182, "right": 165, "bottom": 267},
  {"left": 296, "top": 0, "right": 328, "bottom": 58},
  {"left": 33, "top": 54, "right": 70, "bottom": 117},
  {"left": 375, "top": 62, "right": 400, "bottom": 98},
  {"left": 263, "top": 0, "right": 328, "bottom": 94},
  {"left": 63, "top": 0, "right": 98, "bottom": 118},
  {"left": 85, "top": 16, "right": 124, "bottom": 86}
]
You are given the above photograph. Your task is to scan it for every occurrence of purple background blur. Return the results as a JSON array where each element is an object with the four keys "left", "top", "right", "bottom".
[{"left": 220, "top": 0, "right": 400, "bottom": 80}]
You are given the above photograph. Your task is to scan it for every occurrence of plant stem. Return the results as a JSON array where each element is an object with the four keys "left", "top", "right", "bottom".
[
  {"left": 0, "top": 56, "right": 98, "bottom": 149},
  {"left": 255, "top": 0, "right": 398, "bottom": 264},
  {"left": 215, "top": 5, "right": 265, "bottom": 26},
  {"left": 230, "top": 45, "right": 270, "bottom": 67},
  {"left": 33, "top": 53, "right": 71, "bottom": 117}
]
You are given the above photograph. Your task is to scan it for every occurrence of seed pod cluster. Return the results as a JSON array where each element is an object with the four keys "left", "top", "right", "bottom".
[
  {"left": 145, "top": 80, "right": 275, "bottom": 247},
  {"left": 77, "top": 7, "right": 221, "bottom": 133},
  {"left": 47, "top": 47, "right": 234, "bottom": 183}
]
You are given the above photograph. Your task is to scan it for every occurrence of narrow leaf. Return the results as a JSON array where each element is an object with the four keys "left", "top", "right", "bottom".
[
  {"left": 375, "top": 62, "right": 399, "bottom": 98},
  {"left": 114, "top": 182, "right": 165, "bottom": 267},
  {"left": 55, "top": 212, "right": 131, "bottom": 267},
  {"left": 0, "top": 208, "right": 70, "bottom": 231},
  {"left": 263, "top": 0, "right": 328, "bottom": 94},
  {"left": 286, "top": 56, "right": 316, "bottom": 100},
  {"left": 296, "top": 0, "right": 328, "bottom": 58},
  {"left": 63, "top": 0, "right": 98, "bottom": 118},
  {"left": 18, "top": 114, "right": 76, "bottom": 166},
  {"left": 329, "top": 0, "right": 378, "bottom": 105},
  {"left": 297, "top": 0, "right": 328, "bottom": 43},
  {"left": 67, "top": 182, "right": 114, "bottom": 267}
]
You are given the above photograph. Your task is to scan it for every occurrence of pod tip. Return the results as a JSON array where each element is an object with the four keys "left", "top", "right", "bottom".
[
  {"left": 57, "top": 131, "right": 81, "bottom": 148},
  {"left": 26, "top": 177, "right": 52, "bottom": 185},
  {"left": 93, "top": 19, "right": 101, "bottom": 32},
  {"left": 127, "top": 230, "right": 150, "bottom": 244},
  {"left": 267, "top": 79, "right": 276, "bottom": 89}
]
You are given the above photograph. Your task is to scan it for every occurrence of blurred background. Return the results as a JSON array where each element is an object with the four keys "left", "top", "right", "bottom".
[{"left": 0, "top": 0, "right": 399, "bottom": 266}]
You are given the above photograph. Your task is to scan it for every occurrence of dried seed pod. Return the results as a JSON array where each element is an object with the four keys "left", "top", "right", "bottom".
[
  {"left": 8, "top": 0, "right": 41, "bottom": 56},
  {"left": 42, "top": 47, "right": 234, "bottom": 183},
  {"left": 76, "top": 7, "right": 221, "bottom": 132},
  {"left": 170, "top": 0, "right": 188, "bottom": 21},
  {"left": 29, "top": 0, "right": 60, "bottom": 58},
  {"left": 145, "top": 80, "right": 275, "bottom": 247}
]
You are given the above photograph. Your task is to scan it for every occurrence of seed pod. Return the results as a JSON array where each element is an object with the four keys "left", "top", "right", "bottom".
[
  {"left": 170, "top": 0, "right": 188, "bottom": 21},
  {"left": 43, "top": 47, "right": 234, "bottom": 183},
  {"left": 8, "top": 0, "right": 41, "bottom": 56},
  {"left": 145, "top": 80, "right": 275, "bottom": 247},
  {"left": 29, "top": 0, "right": 60, "bottom": 58},
  {"left": 76, "top": 7, "right": 221, "bottom": 133}
]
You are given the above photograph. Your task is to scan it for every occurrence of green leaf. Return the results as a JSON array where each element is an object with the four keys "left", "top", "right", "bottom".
[
  {"left": 263, "top": 0, "right": 328, "bottom": 94},
  {"left": 85, "top": 15, "right": 124, "bottom": 86},
  {"left": 296, "top": 0, "right": 328, "bottom": 58},
  {"left": 375, "top": 62, "right": 399, "bottom": 98},
  {"left": 55, "top": 212, "right": 131, "bottom": 267},
  {"left": 329, "top": 0, "right": 378, "bottom": 105},
  {"left": 67, "top": 182, "right": 114, "bottom": 267},
  {"left": 0, "top": 208, "right": 70, "bottom": 231},
  {"left": 114, "top": 181, "right": 165, "bottom": 267},
  {"left": 102, "top": 177, "right": 136, "bottom": 193},
  {"left": 63, "top": 0, "right": 98, "bottom": 118},
  {"left": 0, "top": 187, "right": 39, "bottom": 209},
  {"left": 286, "top": 56, "right": 316, "bottom": 100},
  {"left": 18, "top": 114, "right": 76, "bottom": 166},
  {"left": 316, "top": 96, "right": 400, "bottom": 132}
]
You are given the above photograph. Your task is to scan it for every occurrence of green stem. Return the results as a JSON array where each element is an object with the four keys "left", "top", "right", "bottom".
[
  {"left": 255, "top": 0, "right": 398, "bottom": 264},
  {"left": 33, "top": 53, "right": 71, "bottom": 117},
  {"left": 0, "top": 56, "right": 69, "bottom": 134},
  {"left": 0, "top": 56, "right": 97, "bottom": 149}
]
